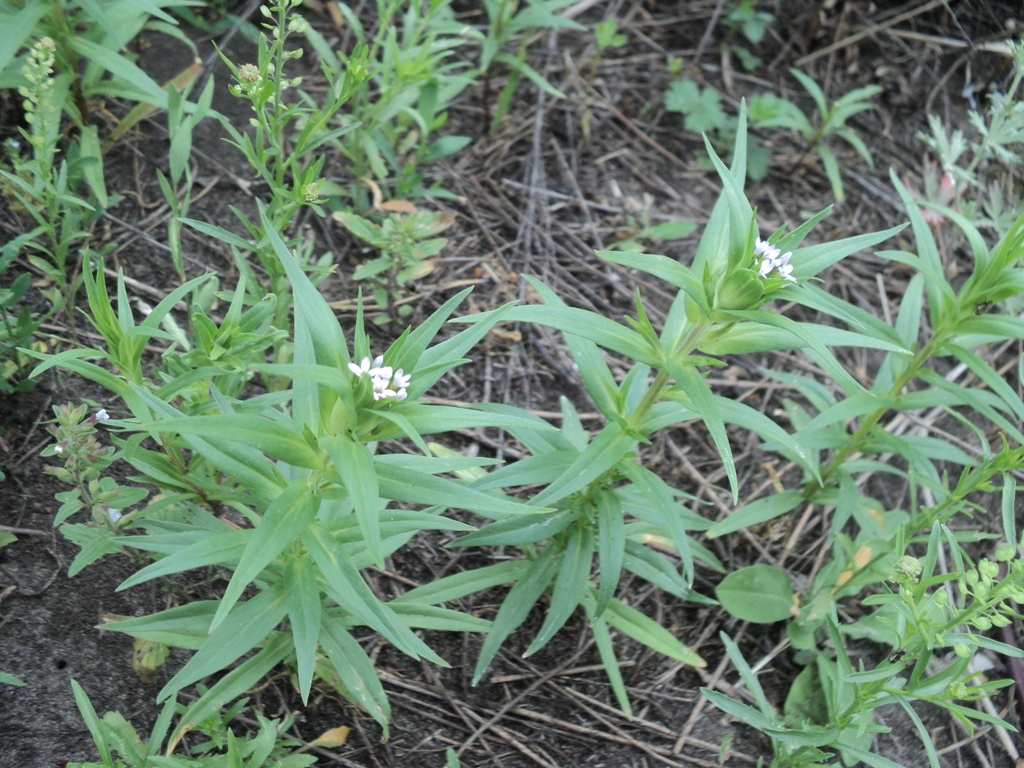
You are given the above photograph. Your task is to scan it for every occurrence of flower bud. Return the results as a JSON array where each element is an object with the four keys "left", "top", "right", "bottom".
[
  {"left": 972, "top": 616, "right": 992, "bottom": 631},
  {"left": 954, "top": 643, "right": 971, "bottom": 659},
  {"left": 894, "top": 555, "right": 923, "bottom": 583},
  {"left": 713, "top": 268, "right": 763, "bottom": 312},
  {"left": 946, "top": 682, "right": 969, "bottom": 700},
  {"left": 995, "top": 544, "right": 1016, "bottom": 562},
  {"left": 932, "top": 589, "right": 947, "bottom": 608},
  {"left": 990, "top": 612, "right": 1011, "bottom": 627},
  {"left": 978, "top": 558, "right": 999, "bottom": 581}
]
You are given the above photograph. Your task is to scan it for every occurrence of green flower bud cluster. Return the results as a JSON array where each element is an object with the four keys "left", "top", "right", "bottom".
[
  {"left": 958, "top": 557, "right": 1024, "bottom": 633},
  {"left": 19, "top": 38, "right": 57, "bottom": 154},
  {"left": 893, "top": 555, "right": 923, "bottom": 585}
]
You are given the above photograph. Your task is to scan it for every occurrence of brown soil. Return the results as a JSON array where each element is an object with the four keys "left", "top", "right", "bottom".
[{"left": 2, "top": 1, "right": 1024, "bottom": 766}]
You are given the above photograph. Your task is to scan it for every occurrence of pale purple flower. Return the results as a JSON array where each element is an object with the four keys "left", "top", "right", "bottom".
[
  {"left": 107, "top": 508, "right": 122, "bottom": 522},
  {"left": 94, "top": 409, "right": 110, "bottom": 421}
]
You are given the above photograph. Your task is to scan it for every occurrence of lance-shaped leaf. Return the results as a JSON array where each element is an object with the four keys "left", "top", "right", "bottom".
[
  {"left": 394, "top": 560, "right": 532, "bottom": 606},
  {"left": 284, "top": 555, "right": 322, "bottom": 705},
  {"left": 715, "top": 396, "right": 821, "bottom": 483},
  {"left": 375, "top": 462, "right": 537, "bottom": 518},
  {"left": 117, "top": 530, "right": 249, "bottom": 590},
  {"left": 210, "top": 479, "right": 321, "bottom": 633},
  {"left": 604, "top": 598, "right": 705, "bottom": 667},
  {"left": 473, "top": 546, "right": 561, "bottom": 684},
  {"left": 141, "top": 414, "right": 321, "bottom": 469},
  {"left": 319, "top": 615, "right": 392, "bottom": 734},
  {"left": 159, "top": 585, "right": 288, "bottom": 702},
  {"left": 529, "top": 422, "right": 636, "bottom": 508},
  {"left": 594, "top": 489, "right": 625, "bottom": 617},
  {"left": 167, "top": 633, "right": 292, "bottom": 754},
  {"left": 598, "top": 250, "right": 710, "bottom": 318},
  {"left": 450, "top": 508, "right": 580, "bottom": 548},
  {"left": 323, "top": 434, "right": 383, "bottom": 567},
  {"left": 667, "top": 360, "right": 737, "bottom": 502},
  {"left": 525, "top": 524, "right": 594, "bottom": 656},
  {"left": 301, "top": 523, "right": 443, "bottom": 664},
  {"left": 708, "top": 489, "right": 804, "bottom": 538}
]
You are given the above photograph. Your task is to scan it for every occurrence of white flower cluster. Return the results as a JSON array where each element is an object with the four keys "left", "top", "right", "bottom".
[
  {"left": 348, "top": 355, "right": 410, "bottom": 402},
  {"left": 754, "top": 238, "right": 796, "bottom": 283}
]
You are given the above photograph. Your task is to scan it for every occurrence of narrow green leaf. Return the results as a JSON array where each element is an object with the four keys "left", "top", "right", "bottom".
[
  {"left": 376, "top": 462, "right": 534, "bottom": 518},
  {"left": 450, "top": 508, "right": 580, "bottom": 548},
  {"left": 525, "top": 525, "right": 593, "bottom": 656},
  {"left": 588, "top": 607, "right": 632, "bottom": 717},
  {"left": 707, "top": 489, "right": 803, "bottom": 538},
  {"left": 667, "top": 361, "right": 737, "bottom": 501},
  {"left": 725, "top": 310, "right": 867, "bottom": 396},
  {"left": 210, "top": 480, "right": 320, "bottom": 633},
  {"left": 598, "top": 250, "right": 709, "bottom": 316},
  {"left": 169, "top": 634, "right": 291, "bottom": 753},
  {"left": 301, "top": 523, "right": 442, "bottom": 664},
  {"left": 117, "top": 530, "right": 248, "bottom": 590},
  {"left": 595, "top": 489, "right": 625, "bottom": 617},
  {"left": 530, "top": 422, "right": 635, "bottom": 508},
  {"left": 323, "top": 435, "right": 382, "bottom": 567},
  {"left": 605, "top": 599, "right": 705, "bottom": 667},
  {"left": 473, "top": 547, "right": 561, "bottom": 684},
  {"left": 159, "top": 585, "right": 288, "bottom": 702},
  {"left": 284, "top": 555, "right": 322, "bottom": 705},
  {"left": 69, "top": 38, "right": 167, "bottom": 105},
  {"left": 319, "top": 615, "right": 391, "bottom": 734},
  {"left": 142, "top": 415, "right": 321, "bottom": 469},
  {"left": 394, "top": 561, "right": 532, "bottom": 606},
  {"left": 71, "top": 680, "right": 113, "bottom": 765}
]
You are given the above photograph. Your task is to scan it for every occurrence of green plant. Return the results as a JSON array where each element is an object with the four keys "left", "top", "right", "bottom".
[
  {"left": 185, "top": 0, "right": 366, "bottom": 357},
  {"left": 0, "top": 254, "right": 42, "bottom": 394},
  {"left": 0, "top": 37, "right": 105, "bottom": 321},
  {"left": 917, "top": 38, "right": 1024, "bottom": 237},
  {"left": 665, "top": 69, "right": 879, "bottom": 195},
  {"left": 0, "top": 0, "right": 199, "bottom": 205},
  {"left": 663, "top": 78, "right": 771, "bottom": 179},
  {"left": 334, "top": 207, "right": 455, "bottom": 322},
  {"left": 750, "top": 68, "right": 880, "bottom": 201},
  {"left": 593, "top": 17, "right": 626, "bottom": 58},
  {"left": 306, "top": 0, "right": 474, "bottom": 206},
  {"left": 474, "top": 0, "right": 584, "bottom": 133},
  {"left": 687, "top": 124, "right": 1024, "bottom": 765},
  {"left": 30, "top": 41, "right": 1024, "bottom": 765},
  {"left": 155, "top": 77, "right": 215, "bottom": 280},
  {"left": 42, "top": 402, "right": 149, "bottom": 576},
  {"left": 721, "top": 0, "right": 773, "bottom": 71},
  {"left": 68, "top": 680, "right": 315, "bottom": 767}
]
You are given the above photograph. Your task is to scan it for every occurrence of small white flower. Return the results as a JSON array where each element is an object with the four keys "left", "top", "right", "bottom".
[
  {"left": 94, "top": 409, "right": 110, "bottom": 421},
  {"left": 754, "top": 237, "right": 780, "bottom": 261},
  {"left": 758, "top": 255, "right": 775, "bottom": 277},
  {"left": 54, "top": 444, "right": 64, "bottom": 454},
  {"left": 351, "top": 353, "right": 411, "bottom": 401},
  {"left": 370, "top": 365, "right": 393, "bottom": 382},
  {"left": 348, "top": 355, "right": 384, "bottom": 378},
  {"left": 107, "top": 508, "right": 122, "bottom": 522},
  {"left": 775, "top": 252, "right": 797, "bottom": 283}
]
